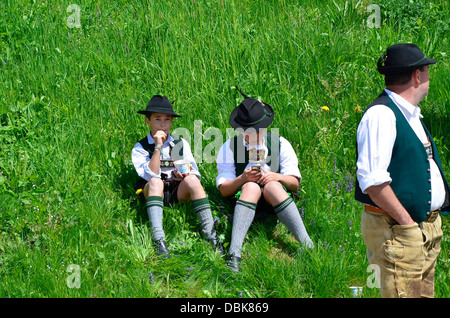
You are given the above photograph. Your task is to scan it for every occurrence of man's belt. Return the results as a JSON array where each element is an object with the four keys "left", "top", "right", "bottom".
[
  {"left": 364, "top": 204, "right": 440, "bottom": 223},
  {"left": 364, "top": 204, "right": 385, "bottom": 214}
]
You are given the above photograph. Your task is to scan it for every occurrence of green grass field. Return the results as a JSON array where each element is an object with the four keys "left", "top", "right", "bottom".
[{"left": 0, "top": 0, "right": 449, "bottom": 299}]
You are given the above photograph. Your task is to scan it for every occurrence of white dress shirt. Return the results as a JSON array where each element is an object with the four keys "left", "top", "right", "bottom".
[
  {"left": 216, "top": 135, "right": 301, "bottom": 188},
  {"left": 356, "top": 89, "right": 446, "bottom": 211},
  {"left": 132, "top": 132, "right": 200, "bottom": 181}
]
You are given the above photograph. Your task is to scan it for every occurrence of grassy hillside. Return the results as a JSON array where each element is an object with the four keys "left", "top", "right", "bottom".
[{"left": 0, "top": 0, "right": 449, "bottom": 298}]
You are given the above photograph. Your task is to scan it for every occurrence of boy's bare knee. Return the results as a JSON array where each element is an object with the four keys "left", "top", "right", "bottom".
[
  {"left": 241, "top": 182, "right": 260, "bottom": 193},
  {"left": 178, "top": 175, "right": 205, "bottom": 201},
  {"left": 181, "top": 175, "right": 202, "bottom": 190},
  {"left": 263, "top": 181, "right": 283, "bottom": 193},
  {"left": 148, "top": 178, "right": 164, "bottom": 188},
  {"left": 240, "top": 182, "right": 261, "bottom": 203},
  {"left": 184, "top": 174, "right": 200, "bottom": 183},
  {"left": 145, "top": 178, "right": 164, "bottom": 197}
]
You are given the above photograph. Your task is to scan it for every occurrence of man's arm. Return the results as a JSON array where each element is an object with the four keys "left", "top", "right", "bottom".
[
  {"left": 356, "top": 105, "right": 414, "bottom": 225},
  {"left": 365, "top": 182, "right": 415, "bottom": 225}
]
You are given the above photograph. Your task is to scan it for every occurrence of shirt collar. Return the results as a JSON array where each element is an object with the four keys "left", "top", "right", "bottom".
[{"left": 385, "top": 88, "right": 423, "bottom": 119}]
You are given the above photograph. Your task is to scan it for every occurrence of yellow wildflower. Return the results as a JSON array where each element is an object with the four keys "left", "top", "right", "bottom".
[{"left": 321, "top": 106, "right": 330, "bottom": 111}]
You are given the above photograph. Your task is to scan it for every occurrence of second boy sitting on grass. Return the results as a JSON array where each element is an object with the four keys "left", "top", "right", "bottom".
[
  {"left": 216, "top": 91, "right": 314, "bottom": 272},
  {"left": 132, "top": 95, "right": 223, "bottom": 258}
]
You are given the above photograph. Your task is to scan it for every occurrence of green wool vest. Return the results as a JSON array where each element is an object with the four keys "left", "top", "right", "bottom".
[
  {"left": 229, "top": 133, "right": 280, "bottom": 177},
  {"left": 355, "top": 91, "right": 450, "bottom": 223}
]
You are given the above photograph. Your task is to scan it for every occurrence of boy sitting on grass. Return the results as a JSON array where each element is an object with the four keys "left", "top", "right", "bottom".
[
  {"left": 216, "top": 91, "right": 314, "bottom": 272},
  {"left": 132, "top": 95, "right": 223, "bottom": 258}
]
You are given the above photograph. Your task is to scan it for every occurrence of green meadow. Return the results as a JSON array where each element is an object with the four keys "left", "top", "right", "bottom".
[{"left": 0, "top": 0, "right": 449, "bottom": 298}]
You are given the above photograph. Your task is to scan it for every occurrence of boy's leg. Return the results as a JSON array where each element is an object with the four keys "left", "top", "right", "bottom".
[
  {"left": 144, "top": 177, "right": 164, "bottom": 197},
  {"left": 176, "top": 175, "right": 207, "bottom": 201},
  {"left": 144, "top": 178, "right": 169, "bottom": 256},
  {"left": 177, "top": 175, "right": 223, "bottom": 254},
  {"left": 191, "top": 197, "right": 215, "bottom": 240},
  {"left": 228, "top": 182, "right": 260, "bottom": 260},
  {"left": 264, "top": 181, "right": 314, "bottom": 249}
]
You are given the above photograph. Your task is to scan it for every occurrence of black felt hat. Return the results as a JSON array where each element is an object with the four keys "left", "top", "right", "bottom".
[
  {"left": 137, "top": 95, "right": 181, "bottom": 117},
  {"left": 377, "top": 43, "right": 436, "bottom": 75},
  {"left": 229, "top": 88, "right": 274, "bottom": 130}
]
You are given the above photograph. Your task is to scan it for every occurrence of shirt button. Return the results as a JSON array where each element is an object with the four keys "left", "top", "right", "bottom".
[
  {"left": 429, "top": 190, "right": 432, "bottom": 193},
  {"left": 427, "top": 212, "right": 430, "bottom": 216},
  {"left": 428, "top": 179, "right": 431, "bottom": 183},
  {"left": 428, "top": 201, "right": 431, "bottom": 205}
]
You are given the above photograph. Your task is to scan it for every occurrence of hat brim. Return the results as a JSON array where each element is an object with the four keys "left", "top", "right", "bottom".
[
  {"left": 229, "top": 104, "right": 274, "bottom": 130},
  {"left": 137, "top": 110, "right": 181, "bottom": 117},
  {"left": 378, "top": 57, "right": 437, "bottom": 74}
]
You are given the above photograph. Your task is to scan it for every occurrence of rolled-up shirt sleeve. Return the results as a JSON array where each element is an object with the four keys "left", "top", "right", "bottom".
[
  {"left": 279, "top": 136, "right": 302, "bottom": 182},
  {"left": 356, "top": 105, "right": 396, "bottom": 193},
  {"left": 131, "top": 142, "right": 161, "bottom": 180}
]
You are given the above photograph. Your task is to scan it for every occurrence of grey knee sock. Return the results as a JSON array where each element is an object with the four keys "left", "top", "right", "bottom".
[
  {"left": 274, "top": 197, "right": 314, "bottom": 249},
  {"left": 192, "top": 197, "right": 216, "bottom": 241},
  {"left": 228, "top": 200, "right": 257, "bottom": 258},
  {"left": 146, "top": 196, "right": 165, "bottom": 242}
]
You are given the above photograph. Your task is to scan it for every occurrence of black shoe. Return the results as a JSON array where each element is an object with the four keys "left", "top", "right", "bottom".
[
  {"left": 226, "top": 253, "right": 241, "bottom": 273},
  {"left": 154, "top": 239, "right": 170, "bottom": 258}
]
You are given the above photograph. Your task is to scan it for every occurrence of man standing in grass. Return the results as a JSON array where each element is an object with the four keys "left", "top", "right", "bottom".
[
  {"left": 216, "top": 91, "right": 314, "bottom": 273},
  {"left": 132, "top": 95, "right": 223, "bottom": 258},
  {"left": 355, "top": 43, "right": 450, "bottom": 297}
]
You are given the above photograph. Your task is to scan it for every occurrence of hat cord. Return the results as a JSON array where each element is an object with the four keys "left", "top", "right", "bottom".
[
  {"left": 408, "top": 56, "right": 427, "bottom": 66},
  {"left": 147, "top": 106, "right": 174, "bottom": 112}
]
